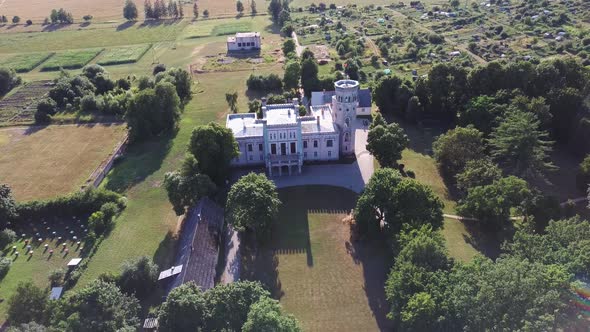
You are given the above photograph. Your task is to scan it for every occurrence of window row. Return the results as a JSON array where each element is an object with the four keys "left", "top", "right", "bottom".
[
  {"left": 269, "top": 131, "right": 297, "bottom": 140},
  {"left": 237, "top": 42, "right": 256, "bottom": 47},
  {"left": 302, "top": 139, "right": 333, "bottom": 149}
]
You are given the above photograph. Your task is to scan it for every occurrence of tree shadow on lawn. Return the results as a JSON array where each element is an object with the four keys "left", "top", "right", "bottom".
[
  {"left": 138, "top": 19, "right": 180, "bottom": 29},
  {"left": 346, "top": 232, "right": 395, "bottom": 331},
  {"left": 117, "top": 20, "right": 137, "bottom": 31},
  {"left": 153, "top": 231, "right": 177, "bottom": 270},
  {"left": 104, "top": 133, "right": 173, "bottom": 193},
  {"left": 461, "top": 220, "right": 514, "bottom": 260}
]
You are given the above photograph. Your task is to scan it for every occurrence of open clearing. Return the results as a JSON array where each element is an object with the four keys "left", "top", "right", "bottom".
[
  {"left": 40, "top": 48, "right": 103, "bottom": 71},
  {"left": 97, "top": 44, "right": 152, "bottom": 66},
  {"left": 0, "top": 52, "right": 54, "bottom": 73},
  {"left": 0, "top": 124, "right": 127, "bottom": 201},
  {"left": 243, "top": 186, "right": 392, "bottom": 331}
]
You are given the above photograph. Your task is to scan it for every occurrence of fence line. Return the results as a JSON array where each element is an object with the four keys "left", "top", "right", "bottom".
[{"left": 81, "top": 133, "right": 129, "bottom": 190}]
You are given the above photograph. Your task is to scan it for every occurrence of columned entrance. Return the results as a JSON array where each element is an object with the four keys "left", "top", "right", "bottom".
[{"left": 267, "top": 153, "right": 302, "bottom": 176}]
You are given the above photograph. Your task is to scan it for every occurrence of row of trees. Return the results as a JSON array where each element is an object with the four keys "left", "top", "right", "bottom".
[
  {"left": 372, "top": 58, "right": 589, "bottom": 153},
  {"left": 144, "top": 0, "right": 184, "bottom": 20}
]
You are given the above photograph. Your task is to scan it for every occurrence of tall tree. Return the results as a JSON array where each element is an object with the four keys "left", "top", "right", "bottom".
[
  {"left": 282, "top": 39, "right": 296, "bottom": 57},
  {"left": 0, "top": 184, "right": 17, "bottom": 226},
  {"left": 188, "top": 122, "right": 239, "bottom": 185},
  {"left": 455, "top": 158, "right": 502, "bottom": 193},
  {"left": 300, "top": 57, "right": 319, "bottom": 98},
  {"left": 225, "top": 91, "right": 238, "bottom": 113},
  {"left": 366, "top": 114, "right": 409, "bottom": 168},
  {"left": 163, "top": 154, "right": 216, "bottom": 215},
  {"left": 158, "top": 282, "right": 207, "bottom": 332},
  {"left": 123, "top": 0, "right": 139, "bottom": 20},
  {"left": 372, "top": 75, "right": 413, "bottom": 117},
  {"left": 456, "top": 176, "right": 531, "bottom": 227},
  {"left": 283, "top": 60, "right": 300, "bottom": 90},
  {"left": 226, "top": 173, "right": 281, "bottom": 240},
  {"left": 50, "top": 280, "right": 140, "bottom": 331},
  {"left": 7, "top": 282, "right": 47, "bottom": 325},
  {"left": 236, "top": 0, "right": 244, "bottom": 13},
  {"left": 144, "top": 0, "right": 154, "bottom": 18},
  {"left": 489, "top": 110, "right": 556, "bottom": 179},
  {"left": 117, "top": 256, "right": 159, "bottom": 299},
  {"left": 354, "top": 168, "right": 443, "bottom": 236},
  {"left": 242, "top": 297, "right": 301, "bottom": 332},
  {"left": 432, "top": 126, "right": 485, "bottom": 180},
  {"left": 268, "top": 0, "right": 283, "bottom": 23},
  {"left": 204, "top": 281, "right": 270, "bottom": 330},
  {"left": 250, "top": 0, "right": 257, "bottom": 14}
]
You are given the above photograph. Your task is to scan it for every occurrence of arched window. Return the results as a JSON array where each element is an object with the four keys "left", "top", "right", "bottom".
[
  {"left": 345, "top": 118, "right": 350, "bottom": 128},
  {"left": 344, "top": 132, "right": 350, "bottom": 142}
]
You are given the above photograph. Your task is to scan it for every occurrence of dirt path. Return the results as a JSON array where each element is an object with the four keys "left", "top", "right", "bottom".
[{"left": 220, "top": 226, "right": 240, "bottom": 284}]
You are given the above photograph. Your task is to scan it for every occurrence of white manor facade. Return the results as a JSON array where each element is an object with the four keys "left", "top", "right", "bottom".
[
  {"left": 227, "top": 32, "right": 261, "bottom": 52},
  {"left": 226, "top": 79, "right": 369, "bottom": 175}
]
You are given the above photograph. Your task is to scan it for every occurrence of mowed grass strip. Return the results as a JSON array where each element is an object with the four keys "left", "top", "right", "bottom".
[
  {"left": 41, "top": 48, "right": 103, "bottom": 71},
  {"left": 97, "top": 44, "right": 152, "bottom": 66},
  {"left": 211, "top": 21, "right": 253, "bottom": 36},
  {"left": 0, "top": 52, "right": 54, "bottom": 72}
]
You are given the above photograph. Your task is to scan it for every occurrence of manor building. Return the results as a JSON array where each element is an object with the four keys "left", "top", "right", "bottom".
[
  {"left": 226, "top": 32, "right": 261, "bottom": 52},
  {"left": 226, "top": 79, "right": 368, "bottom": 175}
]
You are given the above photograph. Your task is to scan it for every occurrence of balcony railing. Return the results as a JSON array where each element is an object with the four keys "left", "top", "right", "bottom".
[{"left": 268, "top": 153, "right": 301, "bottom": 163}]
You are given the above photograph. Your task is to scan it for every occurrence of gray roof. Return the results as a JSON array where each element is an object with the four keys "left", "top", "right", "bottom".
[
  {"left": 49, "top": 287, "right": 63, "bottom": 300},
  {"left": 166, "top": 198, "right": 223, "bottom": 294},
  {"left": 358, "top": 88, "right": 372, "bottom": 108}
]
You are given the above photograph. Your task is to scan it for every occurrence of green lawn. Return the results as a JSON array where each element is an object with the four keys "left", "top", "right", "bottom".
[
  {"left": 211, "top": 21, "right": 253, "bottom": 36},
  {"left": 243, "top": 186, "right": 392, "bottom": 331},
  {"left": 97, "top": 45, "right": 152, "bottom": 66},
  {"left": 0, "top": 53, "right": 54, "bottom": 72},
  {"left": 41, "top": 48, "right": 104, "bottom": 71}
]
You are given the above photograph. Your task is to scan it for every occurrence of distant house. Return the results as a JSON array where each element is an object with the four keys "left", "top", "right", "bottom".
[{"left": 227, "top": 32, "right": 261, "bottom": 52}]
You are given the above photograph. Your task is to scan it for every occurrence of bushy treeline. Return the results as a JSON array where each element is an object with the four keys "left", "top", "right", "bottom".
[
  {"left": 144, "top": 0, "right": 184, "bottom": 19},
  {"left": 373, "top": 58, "right": 589, "bottom": 152},
  {"left": 36, "top": 64, "right": 192, "bottom": 143},
  {"left": 49, "top": 8, "right": 74, "bottom": 24},
  {"left": 0, "top": 67, "right": 21, "bottom": 95},
  {"left": 246, "top": 73, "right": 283, "bottom": 91}
]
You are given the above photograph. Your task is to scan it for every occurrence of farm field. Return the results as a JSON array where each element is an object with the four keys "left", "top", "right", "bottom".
[
  {"left": 243, "top": 186, "right": 393, "bottom": 331},
  {"left": 0, "top": 124, "right": 127, "bottom": 201},
  {"left": 0, "top": 53, "right": 54, "bottom": 73},
  {"left": 40, "top": 48, "right": 103, "bottom": 71},
  {"left": 97, "top": 44, "right": 152, "bottom": 66}
]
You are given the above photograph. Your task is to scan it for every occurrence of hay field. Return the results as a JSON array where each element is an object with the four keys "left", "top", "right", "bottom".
[{"left": 0, "top": 124, "right": 127, "bottom": 201}]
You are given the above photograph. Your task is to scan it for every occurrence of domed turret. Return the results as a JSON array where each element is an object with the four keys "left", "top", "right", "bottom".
[{"left": 332, "top": 79, "right": 359, "bottom": 156}]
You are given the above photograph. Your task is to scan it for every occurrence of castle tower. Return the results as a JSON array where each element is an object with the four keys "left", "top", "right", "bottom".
[{"left": 332, "top": 79, "right": 358, "bottom": 156}]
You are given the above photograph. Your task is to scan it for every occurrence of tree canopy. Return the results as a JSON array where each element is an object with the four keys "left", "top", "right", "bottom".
[
  {"left": 188, "top": 122, "right": 239, "bottom": 185},
  {"left": 366, "top": 114, "right": 408, "bottom": 168},
  {"left": 123, "top": 0, "right": 138, "bottom": 20},
  {"left": 433, "top": 126, "right": 485, "bottom": 180},
  {"left": 0, "top": 184, "right": 17, "bottom": 226},
  {"left": 489, "top": 110, "right": 556, "bottom": 179},
  {"left": 354, "top": 168, "right": 443, "bottom": 237},
  {"left": 164, "top": 154, "right": 216, "bottom": 215},
  {"left": 117, "top": 256, "right": 158, "bottom": 299},
  {"left": 242, "top": 297, "right": 301, "bottom": 332},
  {"left": 226, "top": 173, "right": 281, "bottom": 240},
  {"left": 158, "top": 282, "right": 208, "bottom": 332},
  {"left": 7, "top": 282, "right": 47, "bottom": 326}
]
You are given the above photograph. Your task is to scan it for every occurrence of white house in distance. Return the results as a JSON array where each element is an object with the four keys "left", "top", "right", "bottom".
[
  {"left": 226, "top": 79, "right": 366, "bottom": 176},
  {"left": 227, "top": 32, "right": 261, "bottom": 52}
]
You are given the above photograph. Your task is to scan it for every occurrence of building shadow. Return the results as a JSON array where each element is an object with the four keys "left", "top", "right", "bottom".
[{"left": 153, "top": 231, "right": 177, "bottom": 269}]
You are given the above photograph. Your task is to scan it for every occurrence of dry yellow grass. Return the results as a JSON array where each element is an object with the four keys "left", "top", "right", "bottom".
[{"left": 0, "top": 124, "right": 127, "bottom": 201}]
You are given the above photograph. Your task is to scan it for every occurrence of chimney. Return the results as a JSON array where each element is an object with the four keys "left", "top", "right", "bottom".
[
  {"left": 292, "top": 98, "right": 299, "bottom": 108},
  {"left": 317, "top": 116, "right": 320, "bottom": 126},
  {"left": 262, "top": 106, "right": 267, "bottom": 118},
  {"left": 261, "top": 97, "right": 267, "bottom": 107}
]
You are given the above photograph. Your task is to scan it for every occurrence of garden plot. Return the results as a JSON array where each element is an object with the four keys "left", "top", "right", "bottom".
[
  {"left": 97, "top": 44, "right": 152, "bottom": 66},
  {"left": 0, "top": 81, "right": 53, "bottom": 125},
  {"left": 0, "top": 53, "right": 54, "bottom": 73},
  {"left": 41, "top": 48, "right": 103, "bottom": 71}
]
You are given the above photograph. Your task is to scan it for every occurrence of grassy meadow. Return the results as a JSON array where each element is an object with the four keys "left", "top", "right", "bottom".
[
  {"left": 0, "top": 53, "right": 54, "bottom": 73},
  {"left": 97, "top": 45, "right": 152, "bottom": 66},
  {"left": 41, "top": 48, "right": 104, "bottom": 71},
  {"left": 243, "top": 186, "right": 392, "bottom": 331}
]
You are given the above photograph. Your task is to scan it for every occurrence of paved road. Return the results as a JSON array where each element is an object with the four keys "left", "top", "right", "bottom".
[
  {"left": 220, "top": 226, "right": 240, "bottom": 284},
  {"left": 273, "top": 119, "right": 374, "bottom": 193}
]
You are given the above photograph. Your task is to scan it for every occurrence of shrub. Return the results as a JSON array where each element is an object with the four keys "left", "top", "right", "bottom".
[
  {"left": 0, "top": 67, "right": 21, "bottom": 95},
  {"left": 246, "top": 74, "right": 283, "bottom": 91},
  {"left": 48, "top": 268, "right": 66, "bottom": 286},
  {"left": 0, "top": 229, "right": 17, "bottom": 248},
  {"left": 25, "top": 19, "right": 32, "bottom": 25},
  {"left": 80, "top": 94, "right": 101, "bottom": 113},
  {"left": 118, "top": 256, "right": 158, "bottom": 299},
  {"left": 0, "top": 257, "right": 11, "bottom": 278},
  {"left": 153, "top": 63, "right": 166, "bottom": 76}
]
